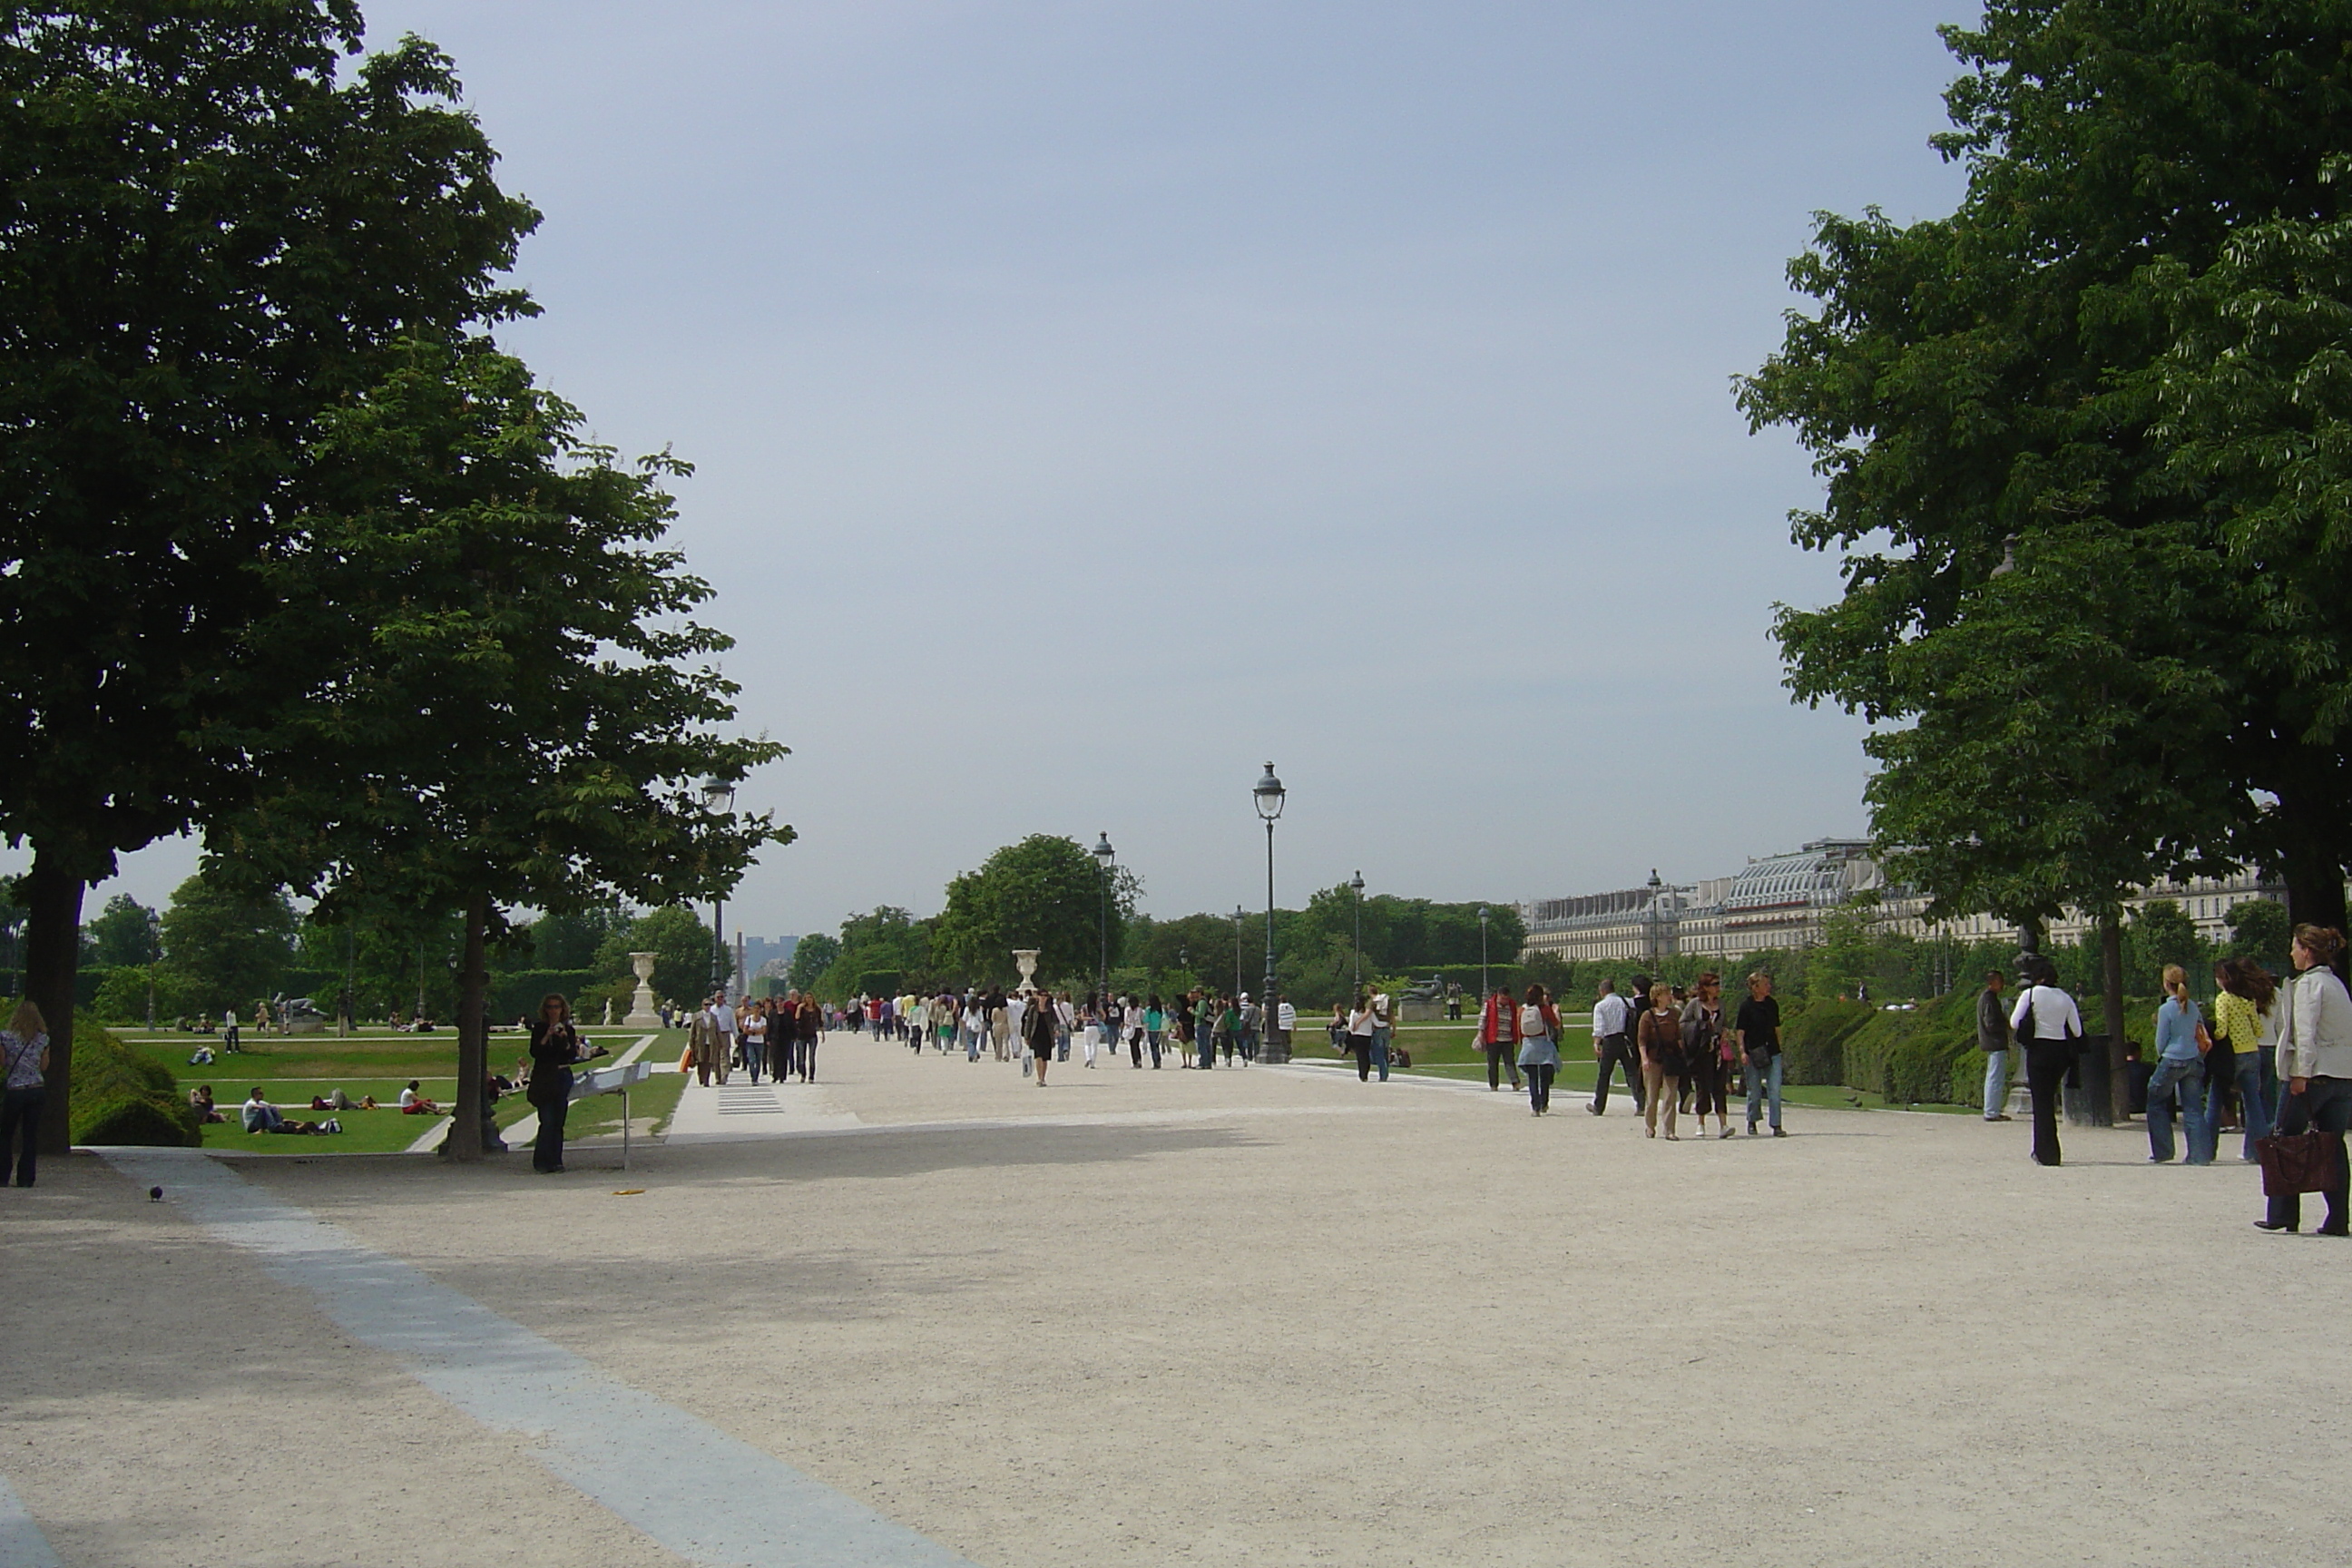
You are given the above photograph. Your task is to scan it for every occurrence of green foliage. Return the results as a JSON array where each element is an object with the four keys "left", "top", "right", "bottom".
[
  {"left": 2228, "top": 898, "right": 2293, "bottom": 968},
  {"left": 158, "top": 873, "right": 299, "bottom": 1018},
  {"left": 787, "top": 934, "right": 839, "bottom": 993},
  {"left": 810, "top": 906, "right": 930, "bottom": 1000},
  {"left": 66, "top": 1026, "right": 198, "bottom": 1147},
  {"left": 929, "top": 836, "right": 1132, "bottom": 987},
  {"left": 1778, "top": 999, "right": 1872, "bottom": 1087},
  {"left": 1808, "top": 900, "right": 1877, "bottom": 1002},
  {"left": 84, "top": 894, "right": 156, "bottom": 968},
  {"left": 599, "top": 906, "right": 722, "bottom": 1004},
  {"left": 525, "top": 906, "right": 629, "bottom": 972},
  {"left": 1837, "top": 995, "right": 1977, "bottom": 1106},
  {"left": 2125, "top": 899, "right": 2203, "bottom": 981}
]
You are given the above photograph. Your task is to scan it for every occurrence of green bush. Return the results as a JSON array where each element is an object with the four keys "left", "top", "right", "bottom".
[
  {"left": 66, "top": 1025, "right": 200, "bottom": 1146},
  {"left": 1832, "top": 993, "right": 1978, "bottom": 1105},
  {"left": 1779, "top": 998, "right": 1871, "bottom": 1086},
  {"left": 74, "top": 1093, "right": 201, "bottom": 1147}
]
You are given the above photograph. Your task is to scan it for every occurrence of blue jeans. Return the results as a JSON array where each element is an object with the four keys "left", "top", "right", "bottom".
[
  {"left": 1982, "top": 1049, "right": 2009, "bottom": 1118},
  {"left": 1745, "top": 1053, "right": 1783, "bottom": 1131},
  {"left": 2229, "top": 1050, "right": 2272, "bottom": 1159},
  {"left": 1371, "top": 1026, "right": 1391, "bottom": 1082},
  {"left": 2146, "top": 1055, "right": 2210, "bottom": 1163}
]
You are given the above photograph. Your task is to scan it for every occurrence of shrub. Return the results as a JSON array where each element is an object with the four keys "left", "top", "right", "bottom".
[
  {"left": 74, "top": 1093, "right": 201, "bottom": 1148},
  {"left": 1779, "top": 998, "right": 1871, "bottom": 1085}
]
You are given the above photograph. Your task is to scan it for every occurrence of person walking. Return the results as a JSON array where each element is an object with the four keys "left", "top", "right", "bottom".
[
  {"left": 2010, "top": 957, "right": 2084, "bottom": 1167},
  {"left": 1, "top": 1001, "right": 50, "bottom": 1188},
  {"left": 1477, "top": 983, "right": 1524, "bottom": 1093},
  {"left": 1681, "top": 973, "right": 1733, "bottom": 1140},
  {"left": 2256, "top": 926, "right": 2352, "bottom": 1235},
  {"left": 1736, "top": 970, "right": 1786, "bottom": 1137},
  {"left": 689, "top": 995, "right": 724, "bottom": 1088},
  {"left": 1588, "top": 977, "right": 1642, "bottom": 1116},
  {"left": 1219, "top": 995, "right": 1242, "bottom": 1067},
  {"left": 1144, "top": 995, "right": 1166, "bottom": 1067},
  {"left": 1636, "top": 982, "right": 1683, "bottom": 1139},
  {"left": 1369, "top": 989, "right": 1395, "bottom": 1081},
  {"left": 2211, "top": 958, "right": 2277, "bottom": 1162},
  {"left": 1238, "top": 994, "right": 1260, "bottom": 1064},
  {"left": 2147, "top": 964, "right": 2213, "bottom": 1165},
  {"left": 1348, "top": 992, "right": 1380, "bottom": 1081},
  {"left": 527, "top": 994, "right": 583, "bottom": 1175},
  {"left": 1976, "top": 969, "right": 2013, "bottom": 1122},
  {"left": 1022, "top": 985, "right": 1057, "bottom": 1086},
  {"left": 1517, "top": 985, "right": 1562, "bottom": 1115},
  {"left": 739, "top": 1000, "right": 769, "bottom": 1085}
]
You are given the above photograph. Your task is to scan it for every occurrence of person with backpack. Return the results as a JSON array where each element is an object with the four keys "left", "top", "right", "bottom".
[
  {"left": 1587, "top": 976, "right": 1642, "bottom": 1117},
  {"left": 1681, "top": 972, "right": 1733, "bottom": 1140},
  {"left": 2009, "top": 957, "right": 2084, "bottom": 1167},
  {"left": 1516, "top": 985, "right": 1562, "bottom": 1115},
  {"left": 1476, "top": 983, "right": 1523, "bottom": 1093}
]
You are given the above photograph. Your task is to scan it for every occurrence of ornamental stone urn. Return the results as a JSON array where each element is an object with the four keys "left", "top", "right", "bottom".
[
  {"left": 623, "top": 951, "right": 662, "bottom": 1029},
  {"left": 1013, "top": 949, "right": 1041, "bottom": 994}
]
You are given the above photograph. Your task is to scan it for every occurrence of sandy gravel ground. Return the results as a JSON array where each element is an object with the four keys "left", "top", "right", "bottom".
[{"left": 6, "top": 1037, "right": 2347, "bottom": 1566}]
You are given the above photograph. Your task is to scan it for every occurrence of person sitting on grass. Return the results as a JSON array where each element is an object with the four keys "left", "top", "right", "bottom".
[
  {"left": 397, "top": 1081, "right": 443, "bottom": 1114},
  {"left": 242, "top": 1088, "right": 338, "bottom": 1135},
  {"left": 190, "top": 1084, "right": 224, "bottom": 1123}
]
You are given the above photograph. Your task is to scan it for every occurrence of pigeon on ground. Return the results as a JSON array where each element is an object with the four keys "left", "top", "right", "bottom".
[{"left": 149, "top": 1186, "right": 163, "bottom": 1202}]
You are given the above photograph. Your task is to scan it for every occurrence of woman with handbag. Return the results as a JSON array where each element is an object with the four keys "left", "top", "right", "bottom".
[
  {"left": 1637, "top": 983, "right": 1684, "bottom": 1140},
  {"left": 2009, "top": 957, "right": 2083, "bottom": 1166},
  {"left": 2256, "top": 926, "right": 2352, "bottom": 1235},
  {"left": 1681, "top": 973, "right": 1733, "bottom": 1140},
  {"left": 1516, "top": 985, "right": 1562, "bottom": 1116},
  {"left": 1476, "top": 983, "right": 1522, "bottom": 1093},
  {"left": 2210, "top": 958, "right": 2277, "bottom": 1162}
]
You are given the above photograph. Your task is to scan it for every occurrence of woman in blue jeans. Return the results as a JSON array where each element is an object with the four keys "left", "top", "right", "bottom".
[
  {"left": 2210, "top": 959, "right": 2277, "bottom": 1161},
  {"left": 2146, "top": 965, "right": 2213, "bottom": 1165}
]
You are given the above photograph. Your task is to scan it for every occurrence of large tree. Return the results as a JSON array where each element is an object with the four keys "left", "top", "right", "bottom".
[
  {"left": 1738, "top": 2, "right": 2352, "bottom": 1012},
  {"left": 928, "top": 835, "right": 1134, "bottom": 988},
  {"left": 0, "top": 3, "right": 536, "bottom": 1151},
  {"left": 155, "top": 872, "right": 298, "bottom": 1019},
  {"left": 215, "top": 341, "right": 783, "bottom": 1158}
]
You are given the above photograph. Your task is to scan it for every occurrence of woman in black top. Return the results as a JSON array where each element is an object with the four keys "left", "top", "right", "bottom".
[{"left": 527, "top": 994, "right": 584, "bottom": 1173}]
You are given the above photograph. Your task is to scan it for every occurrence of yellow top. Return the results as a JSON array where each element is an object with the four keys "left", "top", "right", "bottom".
[{"left": 2210, "top": 991, "right": 2268, "bottom": 1056}]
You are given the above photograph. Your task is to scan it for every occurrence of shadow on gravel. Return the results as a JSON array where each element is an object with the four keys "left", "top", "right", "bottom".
[{"left": 649, "top": 1120, "right": 1261, "bottom": 1184}]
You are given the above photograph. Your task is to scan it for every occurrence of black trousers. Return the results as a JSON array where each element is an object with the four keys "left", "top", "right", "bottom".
[
  {"left": 2267, "top": 1074, "right": 2352, "bottom": 1233},
  {"left": 1592, "top": 1035, "right": 1643, "bottom": 1112},
  {"left": 797, "top": 1036, "right": 818, "bottom": 1081},
  {"left": 533, "top": 1094, "right": 569, "bottom": 1172},
  {"left": 2025, "top": 1042, "right": 2073, "bottom": 1166},
  {"left": 1352, "top": 1039, "right": 1373, "bottom": 1081},
  {"left": 2, "top": 1086, "right": 43, "bottom": 1186},
  {"left": 1484, "top": 1044, "right": 1521, "bottom": 1089},
  {"left": 769, "top": 1039, "right": 791, "bottom": 1080},
  {"left": 1525, "top": 1062, "right": 1554, "bottom": 1112}
]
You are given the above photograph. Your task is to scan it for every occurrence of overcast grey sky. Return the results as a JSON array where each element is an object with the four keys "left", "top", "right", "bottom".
[{"left": 44, "top": 1, "right": 1981, "bottom": 940}]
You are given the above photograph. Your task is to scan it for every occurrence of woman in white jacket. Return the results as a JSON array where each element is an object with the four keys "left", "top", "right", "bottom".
[{"left": 2257, "top": 926, "right": 2352, "bottom": 1236}]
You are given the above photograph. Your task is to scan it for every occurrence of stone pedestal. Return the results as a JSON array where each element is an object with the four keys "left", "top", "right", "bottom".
[{"left": 623, "top": 951, "right": 662, "bottom": 1029}]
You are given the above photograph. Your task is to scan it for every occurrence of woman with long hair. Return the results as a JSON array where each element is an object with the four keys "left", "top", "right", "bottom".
[
  {"left": 1, "top": 1000, "right": 50, "bottom": 1187},
  {"left": 738, "top": 997, "right": 769, "bottom": 1085},
  {"left": 1637, "top": 982, "right": 1683, "bottom": 1139},
  {"left": 527, "top": 993, "right": 583, "bottom": 1174},
  {"left": 1516, "top": 984, "right": 1562, "bottom": 1115},
  {"left": 1681, "top": 972, "right": 1733, "bottom": 1140},
  {"left": 2147, "top": 963, "right": 2213, "bottom": 1165},
  {"left": 2010, "top": 956, "right": 2084, "bottom": 1167},
  {"left": 2211, "top": 957, "right": 2278, "bottom": 1161},
  {"left": 2257, "top": 926, "right": 2352, "bottom": 1235}
]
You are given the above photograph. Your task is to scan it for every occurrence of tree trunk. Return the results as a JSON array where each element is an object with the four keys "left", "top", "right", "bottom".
[
  {"left": 24, "top": 848, "right": 85, "bottom": 1157},
  {"left": 2102, "top": 912, "right": 2129, "bottom": 1123},
  {"left": 2279, "top": 837, "right": 2350, "bottom": 985},
  {"left": 447, "top": 887, "right": 490, "bottom": 1161}
]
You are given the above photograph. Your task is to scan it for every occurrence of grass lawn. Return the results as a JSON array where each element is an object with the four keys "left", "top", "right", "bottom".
[{"left": 132, "top": 1026, "right": 683, "bottom": 1155}]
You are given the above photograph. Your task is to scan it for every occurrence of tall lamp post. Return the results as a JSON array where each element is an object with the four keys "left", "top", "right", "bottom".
[
  {"left": 1350, "top": 871, "right": 1365, "bottom": 999},
  {"left": 145, "top": 909, "right": 161, "bottom": 1031},
  {"left": 1092, "top": 833, "right": 1116, "bottom": 1004},
  {"left": 1253, "top": 762, "right": 1288, "bottom": 1063},
  {"left": 702, "top": 778, "right": 737, "bottom": 1001},
  {"left": 1231, "top": 906, "right": 1245, "bottom": 998},
  {"left": 1645, "top": 868, "right": 1663, "bottom": 975},
  {"left": 1478, "top": 904, "right": 1489, "bottom": 1003}
]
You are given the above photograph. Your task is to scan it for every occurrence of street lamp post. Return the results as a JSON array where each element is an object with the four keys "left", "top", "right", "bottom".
[
  {"left": 145, "top": 909, "right": 160, "bottom": 1031},
  {"left": 1350, "top": 871, "right": 1365, "bottom": 999},
  {"left": 1253, "top": 762, "right": 1288, "bottom": 1063},
  {"left": 1093, "top": 833, "right": 1116, "bottom": 1004},
  {"left": 1478, "top": 905, "right": 1489, "bottom": 1003},
  {"left": 1645, "top": 868, "right": 1663, "bottom": 975},
  {"left": 702, "top": 779, "right": 737, "bottom": 1001}
]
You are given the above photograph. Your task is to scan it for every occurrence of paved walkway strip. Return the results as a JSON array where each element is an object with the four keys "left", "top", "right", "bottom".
[
  {"left": 98, "top": 1148, "right": 978, "bottom": 1568},
  {"left": 0, "top": 1473, "right": 65, "bottom": 1568}
]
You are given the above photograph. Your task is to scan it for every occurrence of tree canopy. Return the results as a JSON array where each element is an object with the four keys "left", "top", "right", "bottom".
[{"left": 927, "top": 836, "right": 1135, "bottom": 988}]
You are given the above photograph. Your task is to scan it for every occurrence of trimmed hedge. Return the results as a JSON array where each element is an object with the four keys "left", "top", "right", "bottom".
[
  {"left": 68, "top": 1025, "right": 201, "bottom": 1147},
  {"left": 1778, "top": 998, "right": 1872, "bottom": 1086}
]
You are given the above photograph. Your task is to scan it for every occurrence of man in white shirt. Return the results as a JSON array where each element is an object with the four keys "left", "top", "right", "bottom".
[
  {"left": 708, "top": 995, "right": 736, "bottom": 1085},
  {"left": 1588, "top": 978, "right": 1641, "bottom": 1117}
]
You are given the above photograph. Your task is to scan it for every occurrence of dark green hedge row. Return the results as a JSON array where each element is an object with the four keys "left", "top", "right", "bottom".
[{"left": 69, "top": 1026, "right": 201, "bottom": 1146}]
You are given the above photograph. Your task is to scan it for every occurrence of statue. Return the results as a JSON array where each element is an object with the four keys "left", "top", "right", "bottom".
[
  {"left": 623, "top": 951, "right": 662, "bottom": 1028},
  {"left": 602, "top": 996, "right": 614, "bottom": 1026}
]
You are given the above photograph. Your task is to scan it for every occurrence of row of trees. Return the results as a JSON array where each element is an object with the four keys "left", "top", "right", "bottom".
[
  {"left": 1738, "top": 2, "right": 2352, "bottom": 1113},
  {"left": 781, "top": 833, "right": 1526, "bottom": 1008},
  {"left": 2, "top": 5, "right": 780, "bottom": 1156}
]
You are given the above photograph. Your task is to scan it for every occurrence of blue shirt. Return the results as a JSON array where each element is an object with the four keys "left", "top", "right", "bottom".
[{"left": 2155, "top": 996, "right": 2202, "bottom": 1062}]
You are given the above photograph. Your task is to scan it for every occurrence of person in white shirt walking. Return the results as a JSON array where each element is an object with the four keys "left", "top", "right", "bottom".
[
  {"left": 1588, "top": 977, "right": 1642, "bottom": 1116},
  {"left": 2010, "top": 958, "right": 2084, "bottom": 1167}
]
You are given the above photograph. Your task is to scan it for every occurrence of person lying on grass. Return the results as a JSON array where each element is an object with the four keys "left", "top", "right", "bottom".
[{"left": 240, "top": 1089, "right": 338, "bottom": 1135}]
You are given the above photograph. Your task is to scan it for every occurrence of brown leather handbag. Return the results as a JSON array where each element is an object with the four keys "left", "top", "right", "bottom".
[{"left": 2256, "top": 1130, "right": 2338, "bottom": 1197}]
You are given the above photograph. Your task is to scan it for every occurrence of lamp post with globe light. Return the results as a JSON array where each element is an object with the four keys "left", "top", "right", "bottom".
[
  {"left": 1350, "top": 871, "right": 1366, "bottom": 1000},
  {"left": 1253, "top": 763, "right": 1288, "bottom": 1063},
  {"left": 702, "top": 779, "right": 737, "bottom": 1000},
  {"left": 1092, "top": 833, "right": 1115, "bottom": 1004}
]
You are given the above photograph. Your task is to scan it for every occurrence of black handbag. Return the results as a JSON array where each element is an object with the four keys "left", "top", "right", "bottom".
[{"left": 2256, "top": 1130, "right": 2337, "bottom": 1197}]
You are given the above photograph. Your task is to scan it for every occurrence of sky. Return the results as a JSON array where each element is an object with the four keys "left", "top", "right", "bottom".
[{"left": 28, "top": 0, "right": 1982, "bottom": 942}]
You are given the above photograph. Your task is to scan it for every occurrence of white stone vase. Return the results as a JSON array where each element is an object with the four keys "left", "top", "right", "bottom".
[{"left": 623, "top": 950, "right": 662, "bottom": 1028}]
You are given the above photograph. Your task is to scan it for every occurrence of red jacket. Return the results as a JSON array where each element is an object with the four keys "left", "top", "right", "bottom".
[{"left": 1479, "top": 993, "right": 1521, "bottom": 1046}]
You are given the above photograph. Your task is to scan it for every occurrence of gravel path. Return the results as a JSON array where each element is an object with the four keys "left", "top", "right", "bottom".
[{"left": 5, "top": 1037, "right": 2344, "bottom": 1565}]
